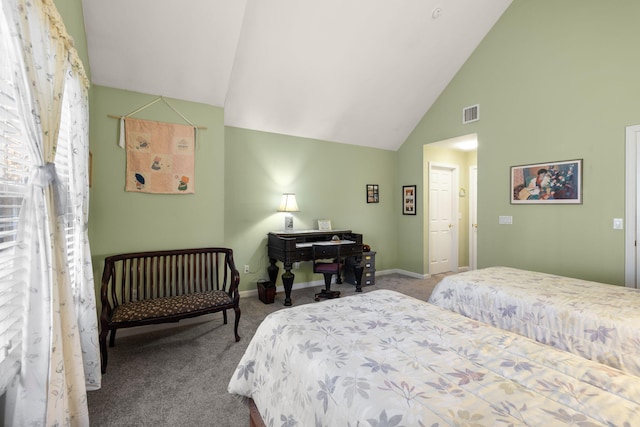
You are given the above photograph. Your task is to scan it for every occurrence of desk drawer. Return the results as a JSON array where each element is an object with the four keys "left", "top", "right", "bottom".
[
  {"left": 363, "top": 277, "right": 375, "bottom": 286},
  {"left": 344, "top": 252, "right": 376, "bottom": 286},
  {"left": 287, "top": 248, "right": 311, "bottom": 261},
  {"left": 314, "top": 247, "right": 338, "bottom": 258},
  {"left": 340, "top": 244, "right": 363, "bottom": 256},
  {"left": 363, "top": 252, "right": 376, "bottom": 272}
]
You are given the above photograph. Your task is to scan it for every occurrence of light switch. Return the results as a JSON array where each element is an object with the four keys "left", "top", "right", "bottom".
[
  {"left": 613, "top": 218, "right": 623, "bottom": 230},
  {"left": 498, "top": 216, "right": 513, "bottom": 225}
]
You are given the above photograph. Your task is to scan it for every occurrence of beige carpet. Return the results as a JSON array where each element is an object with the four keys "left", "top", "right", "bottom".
[{"left": 87, "top": 272, "right": 450, "bottom": 427}]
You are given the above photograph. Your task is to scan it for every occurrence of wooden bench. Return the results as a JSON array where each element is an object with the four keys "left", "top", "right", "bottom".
[{"left": 99, "top": 247, "right": 240, "bottom": 374}]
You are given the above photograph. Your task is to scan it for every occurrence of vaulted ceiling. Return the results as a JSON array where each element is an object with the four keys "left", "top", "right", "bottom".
[{"left": 81, "top": 0, "right": 512, "bottom": 150}]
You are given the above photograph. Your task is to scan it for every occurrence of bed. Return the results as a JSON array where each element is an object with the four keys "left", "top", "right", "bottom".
[
  {"left": 228, "top": 289, "right": 640, "bottom": 426},
  {"left": 428, "top": 266, "right": 640, "bottom": 376}
]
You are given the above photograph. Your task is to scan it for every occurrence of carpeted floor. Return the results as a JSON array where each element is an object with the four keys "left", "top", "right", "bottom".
[{"left": 87, "top": 272, "right": 450, "bottom": 427}]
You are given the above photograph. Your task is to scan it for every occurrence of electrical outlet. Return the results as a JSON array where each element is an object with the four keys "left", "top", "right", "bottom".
[{"left": 244, "top": 265, "right": 250, "bottom": 273}]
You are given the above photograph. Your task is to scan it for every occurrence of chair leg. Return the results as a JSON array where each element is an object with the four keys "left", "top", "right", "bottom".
[
  {"left": 99, "top": 329, "right": 109, "bottom": 374},
  {"left": 324, "top": 273, "right": 332, "bottom": 290},
  {"left": 315, "top": 273, "right": 340, "bottom": 301},
  {"left": 233, "top": 306, "right": 241, "bottom": 342}
]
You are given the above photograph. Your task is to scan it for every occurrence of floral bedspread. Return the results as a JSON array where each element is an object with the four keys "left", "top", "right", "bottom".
[
  {"left": 429, "top": 266, "right": 640, "bottom": 377},
  {"left": 228, "top": 290, "right": 640, "bottom": 426}
]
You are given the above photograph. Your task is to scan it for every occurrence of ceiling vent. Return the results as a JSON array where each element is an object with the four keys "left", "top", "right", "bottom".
[{"left": 463, "top": 104, "right": 479, "bottom": 124}]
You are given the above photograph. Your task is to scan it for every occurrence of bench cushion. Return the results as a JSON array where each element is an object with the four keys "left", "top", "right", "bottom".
[{"left": 110, "top": 290, "right": 232, "bottom": 324}]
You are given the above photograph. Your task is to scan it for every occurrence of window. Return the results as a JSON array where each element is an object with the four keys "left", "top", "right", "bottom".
[
  {"left": 1, "top": 2, "right": 99, "bottom": 423},
  {"left": 0, "top": 10, "right": 86, "bottom": 393},
  {"left": 0, "top": 23, "right": 31, "bottom": 392}
]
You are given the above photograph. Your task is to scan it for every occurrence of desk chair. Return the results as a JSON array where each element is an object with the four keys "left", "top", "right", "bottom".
[{"left": 312, "top": 244, "right": 341, "bottom": 301}]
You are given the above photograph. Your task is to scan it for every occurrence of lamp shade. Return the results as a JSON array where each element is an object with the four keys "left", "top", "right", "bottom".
[{"left": 277, "top": 193, "right": 299, "bottom": 212}]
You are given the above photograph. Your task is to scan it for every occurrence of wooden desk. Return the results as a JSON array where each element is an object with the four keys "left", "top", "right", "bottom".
[{"left": 267, "top": 230, "right": 364, "bottom": 306}]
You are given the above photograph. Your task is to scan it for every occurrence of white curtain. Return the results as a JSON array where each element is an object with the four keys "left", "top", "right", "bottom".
[
  {"left": 2, "top": 0, "right": 100, "bottom": 425},
  {"left": 61, "top": 49, "right": 102, "bottom": 392}
]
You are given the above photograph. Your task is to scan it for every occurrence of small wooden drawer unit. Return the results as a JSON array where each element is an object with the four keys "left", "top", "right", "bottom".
[{"left": 345, "top": 251, "right": 376, "bottom": 286}]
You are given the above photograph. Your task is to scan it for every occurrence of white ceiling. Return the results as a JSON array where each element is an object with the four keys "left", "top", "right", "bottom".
[{"left": 81, "top": 0, "right": 512, "bottom": 151}]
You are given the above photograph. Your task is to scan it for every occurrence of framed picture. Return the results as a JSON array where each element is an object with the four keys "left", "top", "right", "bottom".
[
  {"left": 366, "top": 184, "right": 379, "bottom": 203},
  {"left": 510, "top": 159, "right": 582, "bottom": 204},
  {"left": 402, "top": 185, "right": 416, "bottom": 215},
  {"left": 318, "top": 219, "right": 332, "bottom": 231},
  {"left": 284, "top": 216, "right": 294, "bottom": 230}
]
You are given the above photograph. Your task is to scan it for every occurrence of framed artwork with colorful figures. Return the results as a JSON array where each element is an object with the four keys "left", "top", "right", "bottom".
[{"left": 511, "top": 159, "right": 582, "bottom": 204}]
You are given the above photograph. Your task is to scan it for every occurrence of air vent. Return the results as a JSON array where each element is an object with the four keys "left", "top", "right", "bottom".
[{"left": 463, "top": 104, "right": 479, "bottom": 124}]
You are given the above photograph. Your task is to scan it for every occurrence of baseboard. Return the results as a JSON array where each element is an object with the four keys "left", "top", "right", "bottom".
[
  {"left": 384, "top": 269, "right": 430, "bottom": 280},
  {"left": 240, "top": 278, "right": 324, "bottom": 299},
  {"left": 238, "top": 269, "right": 428, "bottom": 298}
]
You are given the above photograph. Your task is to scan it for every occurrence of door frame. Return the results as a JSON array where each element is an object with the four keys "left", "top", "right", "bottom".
[
  {"left": 469, "top": 165, "right": 478, "bottom": 270},
  {"left": 427, "top": 161, "right": 459, "bottom": 274},
  {"left": 625, "top": 125, "right": 640, "bottom": 288}
]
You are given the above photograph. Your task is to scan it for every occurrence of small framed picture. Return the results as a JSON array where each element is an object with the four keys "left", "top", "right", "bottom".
[
  {"left": 367, "top": 184, "right": 379, "bottom": 203},
  {"left": 284, "top": 216, "right": 294, "bottom": 230},
  {"left": 318, "top": 219, "right": 332, "bottom": 231},
  {"left": 403, "top": 185, "right": 416, "bottom": 215}
]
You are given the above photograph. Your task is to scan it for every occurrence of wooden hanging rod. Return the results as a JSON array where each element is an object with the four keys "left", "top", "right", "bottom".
[
  {"left": 107, "top": 114, "right": 207, "bottom": 130},
  {"left": 108, "top": 96, "right": 207, "bottom": 129}
]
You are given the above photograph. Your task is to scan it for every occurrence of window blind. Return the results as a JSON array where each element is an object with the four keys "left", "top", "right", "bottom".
[
  {"left": 55, "top": 89, "right": 77, "bottom": 290},
  {"left": 0, "top": 31, "right": 31, "bottom": 393}
]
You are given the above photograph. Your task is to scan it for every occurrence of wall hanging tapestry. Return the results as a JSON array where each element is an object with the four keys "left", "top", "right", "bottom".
[{"left": 124, "top": 117, "right": 195, "bottom": 194}]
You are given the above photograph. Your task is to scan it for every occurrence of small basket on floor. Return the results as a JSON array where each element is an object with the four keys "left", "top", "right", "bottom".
[{"left": 257, "top": 280, "right": 276, "bottom": 304}]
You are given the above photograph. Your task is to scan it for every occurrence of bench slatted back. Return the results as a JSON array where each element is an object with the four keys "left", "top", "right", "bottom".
[{"left": 101, "top": 247, "right": 238, "bottom": 312}]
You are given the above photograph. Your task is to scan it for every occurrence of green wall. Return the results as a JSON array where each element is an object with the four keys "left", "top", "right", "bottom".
[
  {"left": 224, "top": 127, "right": 398, "bottom": 290},
  {"left": 55, "top": 0, "right": 398, "bottom": 294},
  {"left": 399, "top": 0, "right": 640, "bottom": 285},
  {"left": 53, "top": 0, "right": 90, "bottom": 77},
  {"left": 87, "top": 86, "right": 226, "bottom": 283},
  {"left": 59, "top": 0, "right": 640, "bottom": 289},
  {"left": 87, "top": 86, "right": 398, "bottom": 293}
]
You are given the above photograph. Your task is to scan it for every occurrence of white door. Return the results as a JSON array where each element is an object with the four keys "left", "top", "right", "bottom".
[
  {"left": 625, "top": 125, "right": 640, "bottom": 288},
  {"left": 429, "top": 163, "right": 458, "bottom": 274},
  {"left": 469, "top": 165, "right": 478, "bottom": 270}
]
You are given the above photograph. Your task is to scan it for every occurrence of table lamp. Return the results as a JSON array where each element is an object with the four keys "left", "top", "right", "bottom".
[{"left": 278, "top": 193, "right": 299, "bottom": 230}]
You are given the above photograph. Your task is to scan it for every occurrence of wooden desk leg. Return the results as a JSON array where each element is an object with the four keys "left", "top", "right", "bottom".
[
  {"left": 267, "top": 258, "right": 279, "bottom": 286},
  {"left": 354, "top": 256, "right": 364, "bottom": 292},
  {"left": 282, "top": 262, "right": 294, "bottom": 306}
]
